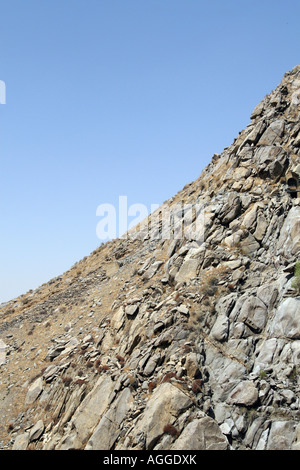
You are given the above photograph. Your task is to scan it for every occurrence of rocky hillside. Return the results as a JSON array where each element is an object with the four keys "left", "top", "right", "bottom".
[{"left": 1, "top": 65, "right": 300, "bottom": 451}]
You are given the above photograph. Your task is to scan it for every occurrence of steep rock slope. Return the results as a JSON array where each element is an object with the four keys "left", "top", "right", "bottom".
[{"left": 1, "top": 65, "right": 300, "bottom": 451}]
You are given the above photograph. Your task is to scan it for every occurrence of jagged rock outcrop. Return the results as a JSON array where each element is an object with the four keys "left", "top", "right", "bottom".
[{"left": 1, "top": 65, "right": 300, "bottom": 451}]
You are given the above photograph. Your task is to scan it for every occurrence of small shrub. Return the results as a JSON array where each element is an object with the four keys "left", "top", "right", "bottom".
[
  {"left": 95, "top": 359, "right": 101, "bottom": 368},
  {"left": 209, "top": 277, "right": 218, "bottom": 286},
  {"left": 259, "top": 369, "right": 268, "bottom": 379},
  {"left": 163, "top": 424, "right": 179, "bottom": 437},
  {"left": 182, "top": 344, "right": 192, "bottom": 353},
  {"left": 161, "top": 372, "right": 177, "bottom": 383},
  {"left": 74, "top": 378, "right": 87, "bottom": 385},
  {"left": 116, "top": 355, "right": 125, "bottom": 365},
  {"left": 294, "top": 260, "right": 300, "bottom": 277},
  {"left": 7, "top": 423, "right": 14, "bottom": 432},
  {"left": 191, "top": 379, "right": 202, "bottom": 394},
  {"left": 148, "top": 381, "right": 157, "bottom": 392},
  {"left": 161, "top": 371, "right": 184, "bottom": 384},
  {"left": 6, "top": 308, "right": 15, "bottom": 315},
  {"left": 127, "top": 374, "right": 138, "bottom": 389},
  {"left": 203, "top": 285, "right": 217, "bottom": 297},
  {"left": 62, "top": 376, "right": 72, "bottom": 386}
]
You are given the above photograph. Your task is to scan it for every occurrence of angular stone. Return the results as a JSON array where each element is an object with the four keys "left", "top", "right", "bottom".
[
  {"left": 219, "top": 193, "right": 241, "bottom": 225},
  {"left": 223, "top": 230, "right": 244, "bottom": 248},
  {"left": 210, "top": 315, "right": 229, "bottom": 342},
  {"left": 238, "top": 296, "right": 268, "bottom": 332},
  {"left": 257, "top": 283, "right": 278, "bottom": 309},
  {"left": 59, "top": 337, "right": 80, "bottom": 357},
  {"left": 0, "top": 339, "right": 7, "bottom": 366},
  {"left": 57, "top": 375, "right": 114, "bottom": 449},
  {"left": 227, "top": 380, "right": 258, "bottom": 406},
  {"left": 233, "top": 166, "right": 252, "bottom": 181},
  {"left": 174, "top": 258, "right": 200, "bottom": 284},
  {"left": 277, "top": 206, "right": 300, "bottom": 257},
  {"left": 125, "top": 304, "right": 139, "bottom": 317},
  {"left": 253, "top": 214, "right": 268, "bottom": 241},
  {"left": 270, "top": 298, "right": 300, "bottom": 339},
  {"left": 142, "top": 261, "right": 163, "bottom": 281},
  {"left": 205, "top": 343, "right": 247, "bottom": 402},
  {"left": 45, "top": 344, "right": 66, "bottom": 361},
  {"left": 12, "top": 432, "right": 30, "bottom": 450},
  {"left": 43, "top": 364, "right": 59, "bottom": 382},
  {"left": 29, "top": 419, "right": 44, "bottom": 442},
  {"left": 254, "top": 145, "right": 288, "bottom": 177},
  {"left": 251, "top": 99, "right": 265, "bottom": 119},
  {"left": 111, "top": 306, "right": 125, "bottom": 331},
  {"left": 184, "top": 352, "right": 200, "bottom": 378},
  {"left": 25, "top": 377, "right": 44, "bottom": 405},
  {"left": 253, "top": 338, "right": 278, "bottom": 375},
  {"left": 177, "top": 305, "right": 189, "bottom": 315},
  {"left": 132, "top": 382, "right": 192, "bottom": 450},
  {"left": 242, "top": 203, "right": 260, "bottom": 229},
  {"left": 85, "top": 388, "right": 133, "bottom": 450},
  {"left": 215, "top": 293, "right": 237, "bottom": 316},
  {"left": 266, "top": 420, "right": 297, "bottom": 450},
  {"left": 171, "top": 417, "right": 229, "bottom": 450},
  {"left": 258, "top": 119, "right": 285, "bottom": 145},
  {"left": 240, "top": 121, "right": 267, "bottom": 148},
  {"left": 239, "top": 233, "right": 260, "bottom": 256},
  {"left": 292, "top": 424, "right": 300, "bottom": 450},
  {"left": 143, "top": 352, "right": 161, "bottom": 376},
  {"left": 244, "top": 416, "right": 267, "bottom": 448}
]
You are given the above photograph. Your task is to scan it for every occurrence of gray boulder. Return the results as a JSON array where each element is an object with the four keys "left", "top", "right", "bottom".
[
  {"left": 171, "top": 417, "right": 229, "bottom": 450},
  {"left": 227, "top": 380, "right": 258, "bottom": 406},
  {"left": 85, "top": 387, "right": 133, "bottom": 450},
  {"left": 132, "top": 382, "right": 192, "bottom": 449},
  {"left": 270, "top": 298, "right": 300, "bottom": 339},
  {"left": 25, "top": 377, "right": 44, "bottom": 405},
  {"left": 238, "top": 296, "right": 268, "bottom": 333}
]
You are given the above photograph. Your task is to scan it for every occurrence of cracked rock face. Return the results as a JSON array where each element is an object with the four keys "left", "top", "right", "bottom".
[{"left": 1, "top": 65, "right": 300, "bottom": 451}]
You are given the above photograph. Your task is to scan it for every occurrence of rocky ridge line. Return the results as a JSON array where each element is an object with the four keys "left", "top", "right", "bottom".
[{"left": 0, "top": 65, "right": 300, "bottom": 450}]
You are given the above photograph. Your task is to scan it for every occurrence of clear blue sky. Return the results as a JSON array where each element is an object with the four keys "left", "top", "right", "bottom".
[{"left": 1, "top": 0, "right": 299, "bottom": 304}]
